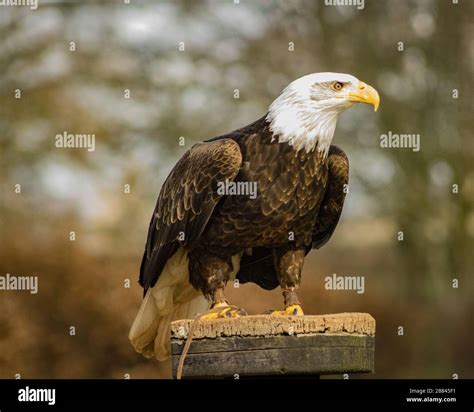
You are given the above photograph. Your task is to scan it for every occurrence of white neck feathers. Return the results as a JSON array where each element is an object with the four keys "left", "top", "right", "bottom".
[{"left": 266, "top": 83, "right": 343, "bottom": 155}]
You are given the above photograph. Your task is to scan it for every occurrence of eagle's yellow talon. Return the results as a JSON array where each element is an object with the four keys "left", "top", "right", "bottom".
[
  {"left": 200, "top": 302, "right": 247, "bottom": 320},
  {"left": 268, "top": 304, "right": 304, "bottom": 316},
  {"left": 213, "top": 301, "right": 228, "bottom": 309}
]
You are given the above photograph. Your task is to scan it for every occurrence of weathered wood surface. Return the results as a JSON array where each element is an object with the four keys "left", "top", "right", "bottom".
[{"left": 171, "top": 313, "right": 375, "bottom": 378}]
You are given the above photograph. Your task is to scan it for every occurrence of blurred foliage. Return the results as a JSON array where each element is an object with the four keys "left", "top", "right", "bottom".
[{"left": 0, "top": 0, "right": 473, "bottom": 378}]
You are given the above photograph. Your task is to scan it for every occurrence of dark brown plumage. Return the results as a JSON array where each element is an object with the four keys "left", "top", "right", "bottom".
[{"left": 139, "top": 115, "right": 348, "bottom": 300}]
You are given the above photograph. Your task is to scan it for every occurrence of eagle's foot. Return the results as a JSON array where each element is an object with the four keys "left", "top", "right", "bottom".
[
  {"left": 200, "top": 301, "right": 247, "bottom": 320},
  {"left": 266, "top": 304, "right": 304, "bottom": 316}
]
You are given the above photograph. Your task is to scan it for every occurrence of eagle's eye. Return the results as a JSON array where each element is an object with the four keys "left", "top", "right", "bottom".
[{"left": 333, "top": 82, "right": 344, "bottom": 91}]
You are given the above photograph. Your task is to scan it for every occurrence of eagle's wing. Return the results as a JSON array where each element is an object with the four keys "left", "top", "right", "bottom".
[
  {"left": 312, "top": 145, "right": 349, "bottom": 249},
  {"left": 139, "top": 139, "right": 242, "bottom": 290}
]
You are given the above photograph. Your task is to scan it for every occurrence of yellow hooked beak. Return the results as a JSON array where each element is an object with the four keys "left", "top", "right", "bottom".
[{"left": 348, "top": 81, "right": 380, "bottom": 111}]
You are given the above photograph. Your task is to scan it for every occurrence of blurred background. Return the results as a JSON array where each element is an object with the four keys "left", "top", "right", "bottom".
[{"left": 0, "top": 0, "right": 473, "bottom": 379}]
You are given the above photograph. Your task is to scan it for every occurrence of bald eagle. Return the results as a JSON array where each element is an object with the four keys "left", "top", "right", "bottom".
[{"left": 129, "top": 72, "right": 380, "bottom": 360}]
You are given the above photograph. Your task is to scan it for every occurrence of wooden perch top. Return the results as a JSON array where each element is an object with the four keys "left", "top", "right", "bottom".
[{"left": 171, "top": 312, "right": 375, "bottom": 340}]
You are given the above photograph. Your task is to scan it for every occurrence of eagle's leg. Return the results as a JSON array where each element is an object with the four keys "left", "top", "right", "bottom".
[
  {"left": 268, "top": 248, "right": 305, "bottom": 316},
  {"left": 188, "top": 250, "right": 247, "bottom": 320}
]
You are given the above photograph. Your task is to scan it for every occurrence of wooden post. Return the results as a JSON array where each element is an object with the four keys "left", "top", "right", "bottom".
[{"left": 171, "top": 313, "right": 375, "bottom": 378}]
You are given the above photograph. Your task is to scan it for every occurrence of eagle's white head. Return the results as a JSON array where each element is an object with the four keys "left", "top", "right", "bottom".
[{"left": 266, "top": 72, "right": 380, "bottom": 154}]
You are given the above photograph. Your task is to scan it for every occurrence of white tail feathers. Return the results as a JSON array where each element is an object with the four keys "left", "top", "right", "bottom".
[
  {"left": 129, "top": 248, "right": 241, "bottom": 361},
  {"left": 129, "top": 248, "right": 210, "bottom": 361}
]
